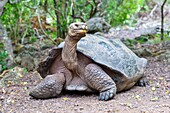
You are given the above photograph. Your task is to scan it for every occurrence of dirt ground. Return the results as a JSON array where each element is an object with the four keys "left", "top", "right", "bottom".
[
  {"left": 0, "top": 57, "right": 170, "bottom": 113},
  {"left": 0, "top": 2, "right": 170, "bottom": 112}
]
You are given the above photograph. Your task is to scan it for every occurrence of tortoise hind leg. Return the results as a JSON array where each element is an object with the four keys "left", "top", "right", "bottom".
[
  {"left": 29, "top": 72, "right": 65, "bottom": 99},
  {"left": 135, "top": 76, "right": 149, "bottom": 86},
  {"left": 84, "top": 64, "right": 117, "bottom": 101}
]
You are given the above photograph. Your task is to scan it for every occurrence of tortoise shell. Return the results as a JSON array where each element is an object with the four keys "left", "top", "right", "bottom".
[{"left": 38, "top": 34, "right": 147, "bottom": 78}]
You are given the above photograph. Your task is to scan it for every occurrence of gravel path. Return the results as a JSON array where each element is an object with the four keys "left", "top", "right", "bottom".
[{"left": 0, "top": 58, "right": 170, "bottom": 113}]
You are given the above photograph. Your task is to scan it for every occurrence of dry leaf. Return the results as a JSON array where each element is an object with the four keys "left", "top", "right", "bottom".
[
  {"left": 11, "top": 100, "right": 15, "bottom": 104},
  {"left": 19, "top": 73, "right": 23, "bottom": 78},
  {"left": 24, "top": 87, "right": 28, "bottom": 90},
  {"left": 8, "top": 81, "right": 12, "bottom": 84},
  {"left": 63, "top": 97, "right": 68, "bottom": 101},
  {"left": 151, "top": 87, "right": 155, "bottom": 91},
  {"left": 166, "top": 90, "right": 169, "bottom": 94},
  {"left": 158, "top": 77, "right": 164, "bottom": 80},
  {"left": 135, "top": 95, "right": 141, "bottom": 101},
  {"left": 151, "top": 97, "right": 159, "bottom": 101}
]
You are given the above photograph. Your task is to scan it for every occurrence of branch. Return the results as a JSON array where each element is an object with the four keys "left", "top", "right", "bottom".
[
  {"left": 71, "top": 1, "right": 75, "bottom": 22},
  {"left": 161, "top": 0, "right": 167, "bottom": 41},
  {"left": 71, "top": 0, "right": 101, "bottom": 21},
  {"left": 23, "top": 4, "right": 37, "bottom": 10},
  {"left": 43, "top": 0, "right": 48, "bottom": 12},
  {"left": 0, "top": 0, "right": 8, "bottom": 16},
  {"left": 8, "top": 0, "right": 20, "bottom": 4},
  {"left": 0, "top": 69, "right": 10, "bottom": 79},
  {"left": 37, "top": 8, "right": 58, "bottom": 45},
  {"left": 71, "top": 15, "right": 86, "bottom": 22},
  {"left": 71, "top": 1, "right": 86, "bottom": 22},
  {"left": 53, "top": 0, "right": 62, "bottom": 38},
  {"left": 86, "top": 0, "right": 94, "bottom": 18}
]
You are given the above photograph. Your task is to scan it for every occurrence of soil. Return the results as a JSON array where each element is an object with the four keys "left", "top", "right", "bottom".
[
  {"left": 1, "top": 2, "right": 170, "bottom": 112},
  {"left": 0, "top": 57, "right": 170, "bottom": 113}
]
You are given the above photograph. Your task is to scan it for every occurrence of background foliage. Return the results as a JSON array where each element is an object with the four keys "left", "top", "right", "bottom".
[
  {"left": 2, "top": 0, "right": 169, "bottom": 72},
  {"left": 0, "top": 43, "right": 8, "bottom": 71},
  {"left": 0, "top": 0, "right": 147, "bottom": 42}
]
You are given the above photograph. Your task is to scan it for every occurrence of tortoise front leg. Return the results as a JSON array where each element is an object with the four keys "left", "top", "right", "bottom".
[
  {"left": 84, "top": 64, "right": 117, "bottom": 101},
  {"left": 29, "top": 72, "right": 65, "bottom": 99}
]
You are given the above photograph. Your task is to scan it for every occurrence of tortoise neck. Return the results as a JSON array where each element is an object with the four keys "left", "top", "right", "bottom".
[{"left": 62, "top": 35, "right": 79, "bottom": 71}]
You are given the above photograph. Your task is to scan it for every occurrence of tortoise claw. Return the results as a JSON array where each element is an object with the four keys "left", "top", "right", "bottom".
[
  {"left": 136, "top": 77, "right": 149, "bottom": 87},
  {"left": 98, "top": 88, "right": 116, "bottom": 101}
]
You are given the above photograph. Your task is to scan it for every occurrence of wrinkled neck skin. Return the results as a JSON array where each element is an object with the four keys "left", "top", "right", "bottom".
[{"left": 62, "top": 35, "right": 80, "bottom": 72}]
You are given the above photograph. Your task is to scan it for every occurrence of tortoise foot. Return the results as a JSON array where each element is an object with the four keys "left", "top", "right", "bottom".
[
  {"left": 29, "top": 73, "right": 65, "bottom": 99},
  {"left": 136, "top": 77, "right": 149, "bottom": 87},
  {"left": 85, "top": 64, "right": 117, "bottom": 101},
  {"left": 98, "top": 88, "right": 116, "bottom": 101}
]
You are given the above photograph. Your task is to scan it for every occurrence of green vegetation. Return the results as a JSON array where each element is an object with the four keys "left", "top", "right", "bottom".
[
  {"left": 0, "top": 0, "right": 169, "bottom": 72},
  {"left": 0, "top": 43, "right": 8, "bottom": 71},
  {"left": 0, "top": 0, "right": 147, "bottom": 42},
  {"left": 106, "top": 0, "right": 147, "bottom": 26},
  {"left": 146, "top": 33, "right": 170, "bottom": 44},
  {"left": 124, "top": 33, "right": 170, "bottom": 47},
  {"left": 0, "top": 51, "right": 8, "bottom": 71}
]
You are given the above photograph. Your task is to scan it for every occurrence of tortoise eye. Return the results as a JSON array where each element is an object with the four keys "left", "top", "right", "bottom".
[{"left": 75, "top": 24, "right": 78, "bottom": 27}]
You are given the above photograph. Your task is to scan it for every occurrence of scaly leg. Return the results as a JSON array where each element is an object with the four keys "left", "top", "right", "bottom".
[
  {"left": 84, "top": 64, "right": 116, "bottom": 101},
  {"left": 135, "top": 76, "right": 149, "bottom": 86},
  {"left": 29, "top": 72, "right": 65, "bottom": 99}
]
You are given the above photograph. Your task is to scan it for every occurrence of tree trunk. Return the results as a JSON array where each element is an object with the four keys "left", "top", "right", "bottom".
[
  {"left": 53, "top": 0, "right": 63, "bottom": 38},
  {"left": 0, "top": 22, "right": 14, "bottom": 68},
  {"left": 161, "top": 0, "right": 167, "bottom": 41},
  {"left": 0, "top": 0, "right": 8, "bottom": 16}
]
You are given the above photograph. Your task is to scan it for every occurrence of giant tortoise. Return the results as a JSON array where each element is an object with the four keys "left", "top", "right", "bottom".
[{"left": 29, "top": 22, "right": 147, "bottom": 101}]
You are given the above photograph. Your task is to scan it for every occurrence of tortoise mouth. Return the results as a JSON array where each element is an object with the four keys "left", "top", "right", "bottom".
[
  {"left": 75, "top": 29, "right": 87, "bottom": 34},
  {"left": 73, "top": 24, "right": 88, "bottom": 33},
  {"left": 69, "top": 29, "right": 87, "bottom": 38}
]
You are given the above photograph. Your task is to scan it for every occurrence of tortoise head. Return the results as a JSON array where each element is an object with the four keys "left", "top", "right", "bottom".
[{"left": 68, "top": 22, "right": 87, "bottom": 40}]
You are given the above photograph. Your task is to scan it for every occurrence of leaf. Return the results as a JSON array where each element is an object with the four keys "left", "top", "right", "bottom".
[
  {"left": 63, "top": 97, "right": 68, "bottom": 101},
  {"left": 166, "top": 90, "right": 169, "bottom": 94},
  {"left": 11, "top": 100, "right": 15, "bottom": 104},
  {"left": 135, "top": 95, "right": 141, "bottom": 101},
  {"left": 156, "top": 83, "right": 160, "bottom": 88},
  {"left": 120, "top": 103, "right": 134, "bottom": 108},
  {"left": 19, "top": 73, "right": 23, "bottom": 78},
  {"left": 151, "top": 97, "right": 159, "bottom": 101},
  {"left": 159, "top": 77, "right": 164, "bottom": 80},
  {"left": 20, "top": 82, "right": 28, "bottom": 85},
  {"left": 149, "top": 80, "right": 153, "bottom": 84},
  {"left": 24, "top": 87, "right": 28, "bottom": 90},
  {"left": 7, "top": 81, "right": 12, "bottom": 84},
  {"left": 151, "top": 87, "right": 156, "bottom": 91}
]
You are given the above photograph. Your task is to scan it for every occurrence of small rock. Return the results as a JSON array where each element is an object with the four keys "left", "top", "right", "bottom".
[
  {"left": 135, "top": 95, "right": 141, "bottom": 101},
  {"left": 86, "top": 17, "right": 111, "bottom": 33},
  {"left": 151, "top": 87, "right": 156, "bottom": 91},
  {"left": 79, "top": 107, "right": 84, "bottom": 111},
  {"left": 0, "top": 96, "right": 5, "bottom": 100},
  {"left": 0, "top": 67, "right": 25, "bottom": 87},
  {"left": 156, "top": 50, "right": 170, "bottom": 61},
  {"left": 74, "top": 103, "right": 79, "bottom": 106}
]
